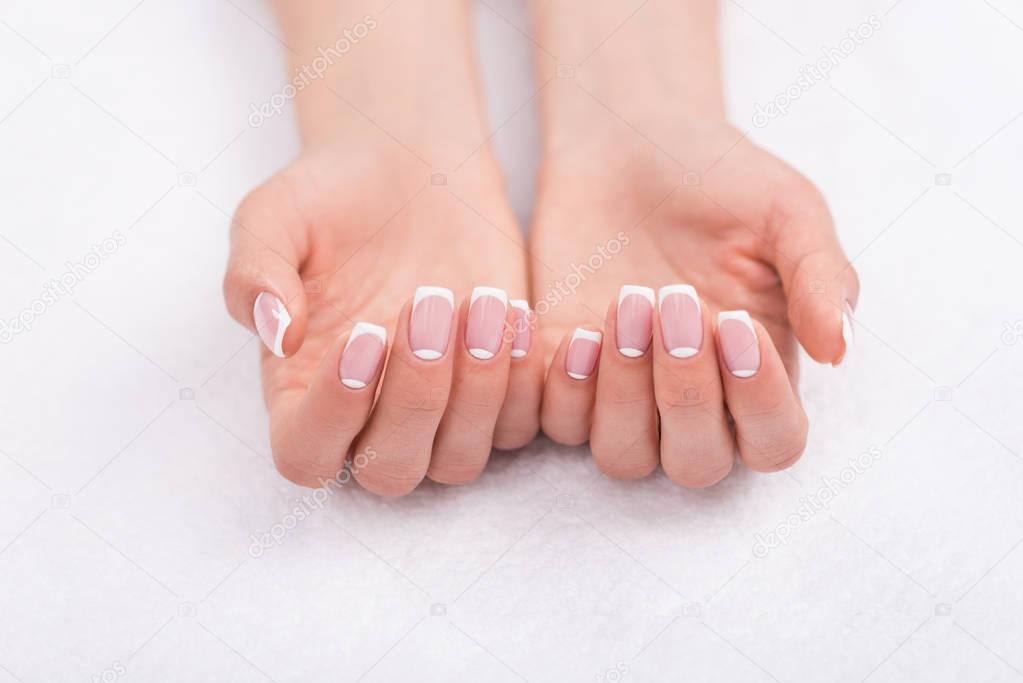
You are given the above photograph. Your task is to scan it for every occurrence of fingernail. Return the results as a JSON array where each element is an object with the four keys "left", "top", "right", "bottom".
[
  {"left": 410, "top": 286, "right": 454, "bottom": 360},
  {"left": 510, "top": 299, "right": 531, "bottom": 358},
  {"left": 717, "top": 310, "right": 760, "bottom": 378},
  {"left": 466, "top": 286, "right": 508, "bottom": 360},
  {"left": 616, "top": 285, "right": 654, "bottom": 357},
  {"left": 833, "top": 300, "right": 855, "bottom": 366},
  {"left": 841, "top": 300, "right": 854, "bottom": 353},
  {"left": 253, "top": 292, "right": 291, "bottom": 358},
  {"left": 658, "top": 284, "right": 702, "bottom": 358},
  {"left": 566, "top": 328, "right": 601, "bottom": 380},
  {"left": 340, "top": 323, "right": 386, "bottom": 389}
]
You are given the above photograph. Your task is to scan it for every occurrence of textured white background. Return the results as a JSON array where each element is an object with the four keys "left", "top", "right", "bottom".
[{"left": 2, "top": 1, "right": 1023, "bottom": 681}]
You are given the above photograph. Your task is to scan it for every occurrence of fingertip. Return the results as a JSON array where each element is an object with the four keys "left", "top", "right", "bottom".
[
  {"left": 494, "top": 300, "right": 543, "bottom": 450},
  {"left": 782, "top": 247, "right": 860, "bottom": 367},
  {"left": 540, "top": 328, "right": 599, "bottom": 445},
  {"left": 224, "top": 175, "right": 310, "bottom": 357},
  {"left": 791, "top": 295, "right": 855, "bottom": 367},
  {"left": 717, "top": 315, "right": 808, "bottom": 473},
  {"left": 222, "top": 259, "right": 308, "bottom": 357}
]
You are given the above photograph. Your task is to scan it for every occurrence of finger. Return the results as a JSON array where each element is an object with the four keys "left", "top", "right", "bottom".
[
  {"left": 269, "top": 322, "right": 386, "bottom": 487},
  {"left": 716, "top": 311, "right": 808, "bottom": 472},
  {"left": 653, "top": 285, "right": 733, "bottom": 488},
  {"left": 539, "top": 327, "right": 602, "bottom": 445},
  {"left": 223, "top": 177, "right": 309, "bottom": 358},
  {"left": 353, "top": 287, "right": 456, "bottom": 496},
  {"left": 590, "top": 287, "right": 659, "bottom": 479},
  {"left": 493, "top": 300, "right": 544, "bottom": 450},
  {"left": 429, "top": 287, "right": 513, "bottom": 485},
  {"left": 768, "top": 181, "right": 859, "bottom": 365}
]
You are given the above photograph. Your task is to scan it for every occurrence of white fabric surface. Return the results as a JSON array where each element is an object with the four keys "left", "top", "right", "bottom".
[{"left": 1, "top": 1, "right": 1022, "bottom": 681}]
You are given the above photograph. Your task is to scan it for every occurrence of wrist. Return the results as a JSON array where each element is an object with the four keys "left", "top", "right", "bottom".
[
  {"left": 532, "top": 0, "right": 726, "bottom": 152},
  {"left": 271, "top": 0, "right": 490, "bottom": 168}
]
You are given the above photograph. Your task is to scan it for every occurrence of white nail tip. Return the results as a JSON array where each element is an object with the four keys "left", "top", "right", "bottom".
[
  {"left": 658, "top": 284, "right": 700, "bottom": 309},
  {"left": 718, "top": 311, "right": 758, "bottom": 376},
  {"left": 510, "top": 299, "right": 530, "bottom": 312},
  {"left": 341, "top": 379, "right": 367, "bottom": 389},
  {"left": 842, "top": 303, "right": 854, "bottom": 348},
  {"left": 254, "top": 292, "right": 291, "bottom": 358},
  {"left": 717, "top": 310, "right": 754, "bottom": 332},
  {"left": 566, "top": 371, "right": 589, "bottom": 380},
  {"left": 471, "top": 286, "right": 508, "bottom": 307},
  {"left": 469, "top": 348, "right": 495, "bottom": 360},
  {"left": 413, "top": 286, "right": 454, "bottom": 308},
  {"left": 344, "top": 322, "right": 387, "bottom": 351},
  {"left": 618, "top": 285, "right": 655, "bottom": 307},
  {"left": 510, "top": 349, "right": 526, "bottom": 358},
  {"left": 668, "top": 347, "right": 699, "bottom": 359},
  {"left": 413, "top": 349, "right": 443, "bottom": 361},
  {"left": 619, "top": 348, "right": 644, "bottom": 358},
  {"left": 571, "top": 328, "right": 602, "bottom": 344}
]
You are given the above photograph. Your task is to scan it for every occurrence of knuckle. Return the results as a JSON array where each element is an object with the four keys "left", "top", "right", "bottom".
[
  {"left": 597, "top": 458, "right": 657, "bottom": 481},
  {"left": 233, "top": 178, "right": 290, "bottom": 232},
  {"left": 542, "top": 423, "right": 589, "bottom": 447},
  {"left": 591, "top": 434, "right": 658, "bottom": 481},
  {"left": 742, "top": 427, "right": 807, "bottom": 472},
  {"left": 775, "top": 171, "right": 825, "bottom": 210},
  {"left": 222, "top": 257, "right": 260, "bottom": 300},
  {"left": 732, "top": 392, "right": 791, "bottom": 424},
  {"left": 540, "top": 408, "right": 589, "bottom": 446},
  {"left": 427, "top": 457, "right": 486, "bottom": 486},
  {"left": 493, "top": 425, "right": 539, "bottom": 451},
  {"left": 655, "top": 387, "right": 717, "bottom": 415},
  {"left": 353, "top": 464, "right": 422, "bottom": 497},
  {"left": 605, "top": 381, "right": 657, "bottom": 407},
  {"left": 736, "top": 403, "right": 808, "bottom": 472},
  {"left": 232, "top": 188, "right": 270, "bottom": 236},
  {"left": 269, "top": 420, "right": 346, "bottom": 487},
  {"left": 389, "top": 382, "right": 449, "bottom": 418},
  {"left": 663, "top": 454, "right": 733, "bottom": 489},
  {"left": 271, "top": 448, "right": 334, "bottom": 489}
]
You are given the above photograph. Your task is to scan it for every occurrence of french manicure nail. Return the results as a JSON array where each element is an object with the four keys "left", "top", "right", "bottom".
[
  {"left": 566, "top": 328, "right": 601, "bottom": 380},
  {"left": 340, "top": 322, "right": 386, "bottom": 389},
  {"left": 841, "top": 300, "right": 854, "bottom": 354},
  {"left": 410, "top": 286, "right": 454, "bottom": 360},
  {"left": 616, "top": 285, "right": 654, "bottom": 357},
  {"left": 658, "top": 284, "right": 702, "bottom": 358},
  {"left": 510, "top": 299, "right": 531, "bottom": 358},
  {"left": 466, "top": 286, "right": 508, "bottom": 360},
  {"left": 253, "top": 291, "right": 291, "bottom": 358},
  {"left": 717, "top": 310, "right": 760, "bottom": 378}
]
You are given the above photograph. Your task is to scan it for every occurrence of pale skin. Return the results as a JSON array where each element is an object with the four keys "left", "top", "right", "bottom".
[{"left": 224, "top": 0, "right": 859, "bottom": 495}]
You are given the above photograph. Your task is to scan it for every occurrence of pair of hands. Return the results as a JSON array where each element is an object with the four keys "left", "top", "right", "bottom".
[{"left": 222, "top": 120, "right": 858, "bottom": 496}]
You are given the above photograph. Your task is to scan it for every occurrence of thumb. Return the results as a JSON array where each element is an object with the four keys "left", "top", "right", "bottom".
[
  {"left": 769, "top": 182, "right": 860, "bottom": 366},
  {"left": 223, "top": 176, "right": 309, "bottom": 358}
]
